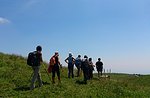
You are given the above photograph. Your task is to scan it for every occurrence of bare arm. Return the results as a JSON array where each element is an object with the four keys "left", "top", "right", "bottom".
[{"left": 65, "top": 58, "right": 68, "bottom": 63}]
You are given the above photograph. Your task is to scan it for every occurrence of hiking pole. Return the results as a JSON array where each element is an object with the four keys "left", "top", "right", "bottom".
[
  {"left": 29, "top": 72, "right": 33, "bottom": 82},
  {"left": 60, "top": 64, "right": 63, "bottom": 72},
  {"left": 42, "top": 63, "right": 51, "bottom": 82}
]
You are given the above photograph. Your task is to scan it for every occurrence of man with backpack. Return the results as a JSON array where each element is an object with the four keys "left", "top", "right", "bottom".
[
  {"left": 81, "top": 55, "right": 89, "bottom": 84},
  {"left": 65, "top": 52, "right": 75, "bottom": 78},
  {"left": 75, "top": 55, "right": 82, "bottom": 77},
  {"left": 48, "top": 52, "right": 62, "bottom": 84},
  {"left": 88, "top": 58, "right": 95, "bottom": 79},
  {"left": 96, "top": 58, "right": 103, "bottom": 77},
  {"left": 27, "top": 46, "right": 43, "bottom": 90}
]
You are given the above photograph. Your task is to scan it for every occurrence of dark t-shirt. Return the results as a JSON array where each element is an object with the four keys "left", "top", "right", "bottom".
[
  {"left": 55, "top": 56, "right": 59, "bottom": 65},
  {"left": 81, "top": 59, "right": 89, "bottom": 70},
  {"left": 96, "top": 61, "right": 103, "bottom": 70},
  {"left": 36, "top": 51, "right": 43, "bottom": 66}
]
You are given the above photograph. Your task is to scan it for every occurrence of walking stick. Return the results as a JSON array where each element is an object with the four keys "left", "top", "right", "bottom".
[
  {"left": 42, "top": 63, "right": 51, "bottom": 82},
  {"left": 29, "top": 72, "right": 33, "bottom": 82}
]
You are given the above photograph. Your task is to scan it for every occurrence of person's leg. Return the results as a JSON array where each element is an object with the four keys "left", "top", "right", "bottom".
[
  {"left": 68, "top": 65, "right": 71, "bottom": 78},
  {"left": 57, "top": 71, "right": 61, "bottom": 83},
  {"left": 37, "top": 66, "right": 43, "bottom": 87},
  {"left": 100, "top": 70, "right": 102, "bottom": 76},
  {"left": 56, "top": 65, "right": 61, "bottom": 82},
  {"left": 52, "top": 66, "right": 56, "bottom": 83},
  {"left": 98, "top": 71, "right": 100, "bottom": 77},
  {"left": 68, "top": 63, "right": 72, "bottom": 78},
  {"left": 83, "top": 70, "right": 87, "bottom": 83},
  {"left": 84, "top": 69, "right": 88, "bottom": 83},
  {"left": 100, "top": 68, "right": 103, "bottom": 76},
  {"left": 30, "top": 66, "right": 39, "bottom": 90},
  {"left": 87, "top": 68, "right": 90, "bottom": 80},
  {"left": 77, "top": 67, "right": 80, "bottom": 77},
  {"left": 91, "top": 70, "right": 93, "bottom": 79},
  {"left": 89, "top": 70, "right": 92, "bottom": 79},
  {"left": 71, "top": 65, "right": 74, "bottom": 78}
]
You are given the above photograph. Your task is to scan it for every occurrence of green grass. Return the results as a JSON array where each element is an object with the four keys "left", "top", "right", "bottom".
[{"left": 0, "top": 52, "right": 150, "bottom": 98}]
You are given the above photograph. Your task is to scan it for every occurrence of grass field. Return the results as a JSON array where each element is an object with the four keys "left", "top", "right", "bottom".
[{"left": 0, "top": 52, "right": 150, "bottom": 98}]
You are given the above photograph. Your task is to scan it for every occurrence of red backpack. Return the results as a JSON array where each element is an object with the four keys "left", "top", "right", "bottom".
[{"left": 47, "top": 56, "right": 55, "bottom": 73}]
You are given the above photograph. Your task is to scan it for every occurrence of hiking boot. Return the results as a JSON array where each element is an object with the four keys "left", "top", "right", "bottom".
[
  {"left": 52, "top": 77, "right": 55, "bottom": 84},
  {"left": 52, "top": 81, "right": 55, "bottom": 84},
  {"left": 39, "top": 83, "right": 43, "bottom": 87},
  {"left": 30, "top": 85, "right": 35, "bottom": 90}
]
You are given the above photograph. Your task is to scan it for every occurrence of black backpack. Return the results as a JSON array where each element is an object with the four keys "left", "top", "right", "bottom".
[
  {"left": 81, "top": 59, "right": 89, "bottom": 70},
  {"left": 27, "top": 51, "right": 38, "bottom": 66}
]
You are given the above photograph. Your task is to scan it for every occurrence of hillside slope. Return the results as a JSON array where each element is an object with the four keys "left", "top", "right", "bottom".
[{"left": 0, "top": 52, "right": 150, "bottom": 98}]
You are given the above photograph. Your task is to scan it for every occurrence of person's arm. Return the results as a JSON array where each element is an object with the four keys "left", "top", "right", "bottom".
[
  {"left": 58, "top": 57, "right": 61, "bottom": 65},
  {"left": 60, "top": 64, "right": 62, "bottom": 68},
  {"left": 95, "top": 62, "right": 98, "bottom": 69},
  {"left": 40, "top": 52, "right": 43, "bottom": 62},
  {"left": 65, "top": 58, "right": 68, "bottom": 63},
  {"left": 72, "top": 57, "right": 75, "bottom": 64},
  {"left": 92, "top": 62, "right": 95, "bottom": 67},
  {"left": 73, "top": 57, "right": 75, "bottom": 61}
]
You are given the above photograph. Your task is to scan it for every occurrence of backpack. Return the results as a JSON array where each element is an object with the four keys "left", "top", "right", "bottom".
[
  {"left": 81, "top": 59, "right": 89, "bottom": 70},
  {"left": 49, "top": 56, "right": 56, "bottom": 66},
  {"left": 75, "top": 58, "right": 81, "bottom": 68},
  {"left": 27, "top": 51, "right": 38, "bottom": 66},
  {"left": 48, "top": 56, "right": 55, "bottom": 73}
]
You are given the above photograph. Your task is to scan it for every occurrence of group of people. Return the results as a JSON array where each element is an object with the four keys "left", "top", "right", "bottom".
[
  {"left": 29, "top": 46, "right": 103, "bottom": 90},
  {"left": 65, "top": 53, "right": 103, "bottom": 84}
]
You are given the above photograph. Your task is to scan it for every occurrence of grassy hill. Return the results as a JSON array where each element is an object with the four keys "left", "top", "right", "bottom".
[{"left": 0, "top": 52, "right": 150, "bottom": 98}]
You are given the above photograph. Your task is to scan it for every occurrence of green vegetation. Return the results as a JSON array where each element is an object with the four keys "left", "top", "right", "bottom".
[{"left": 0, "top": 52, "right": 150, "bottom": 98}]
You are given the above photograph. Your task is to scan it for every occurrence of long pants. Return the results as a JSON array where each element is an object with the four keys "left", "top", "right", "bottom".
[
  {"left": 52, "top": 64, "right": 60, "bottom": 83},
  {"left": 75, "top": 64, "right": 81, "bottom": 77},
  {"left": 77, "top": 67, "right": 81, "bottom": 77},
  {"left": 68, "top": 63, "right": 74, "bottom": 78},
  {"left": 30, "top": 66, "right": 43, "bottom": 89},
  {"left": 83, "top": 68, "right": 89, "bottom": 83},
  {"left": 89, "top": 69, "right": 93, "bottom": 79},
  {"left": 97, "top": 68, "right": 103, "bottom": 77}
]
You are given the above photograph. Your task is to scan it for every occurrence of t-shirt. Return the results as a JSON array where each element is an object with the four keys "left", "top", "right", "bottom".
[{"left": 96, "top": 61, "right": 103, "bottom": 69}]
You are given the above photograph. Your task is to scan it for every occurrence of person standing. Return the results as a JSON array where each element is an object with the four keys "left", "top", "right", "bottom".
[
  {"left": 88, "top": 58, "right": 95, "bottom": 79},
  {"left": 75, "top": 55, "right": 82, "bottom": 77},
  {"left": 96, "top": 58, "right": 103, "bottom": 77},
  {"left": 30, "top": 46, "right": 43, "bottom": 90},
  {"left": 50, "top": 52, "right": 62, "bottom": 84},
  {"left": 65, "top": 52, "right": 75, "bottom": 78},
  {"left": 81, "top": 55, "right": 89, "bottom": 84}
]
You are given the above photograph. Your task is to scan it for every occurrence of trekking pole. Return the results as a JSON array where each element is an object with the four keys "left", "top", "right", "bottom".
[
  {"left": 60, "top": 64, "right": 63, "bottom": 72},
  {"left": 42, "top": 63, "right": 51, "bottom": 82}
]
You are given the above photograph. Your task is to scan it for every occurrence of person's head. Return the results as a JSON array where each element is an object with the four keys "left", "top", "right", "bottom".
[
  {"left": 55, "top": 51, "right": 59, "bottom": 57},
  {"left": 36, "top": 46, "right": 42, "bottom": 52},
  {"left": 98, "top": 58, "right": 101, "bottom": 61},
  {"left": 89, "top": 58, "right": 92, "bottom": 61},
  {"left": 84, "top": 55, "right": 88, "bottom": 59},
  {"left": 69, "top": 52, "right": 72, "bottom": 57},
  {"left": 78, "top": 55, "right": 81, "bottom": 58}
]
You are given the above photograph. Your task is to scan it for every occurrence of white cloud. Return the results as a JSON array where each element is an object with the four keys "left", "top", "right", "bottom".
[{"left": 0, "top": 17, "right": 10, "bottom": 24}]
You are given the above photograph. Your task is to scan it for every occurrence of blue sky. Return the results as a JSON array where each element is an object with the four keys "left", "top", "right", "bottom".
[{"left": 0, "top": 0, "right": 150, "bottom": 74}]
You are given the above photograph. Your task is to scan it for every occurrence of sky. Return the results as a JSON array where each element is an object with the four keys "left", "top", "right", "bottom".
[{"left": 0, "top": 0, "right": 150, "bottom": 74}]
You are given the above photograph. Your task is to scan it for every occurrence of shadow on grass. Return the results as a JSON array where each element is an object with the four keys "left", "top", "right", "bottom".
[
  {"left": 42, "top": 81, "right": 50, "bottom": 85},
  {"left": 75, "top": 80, "right": 87, "bottom": 85},
  {"left": 14, "top": 86, "right": 30, "bottom": 91},
  {"left": 92, "top": 77, "right": 100, "bottom": 81},
  {"left": 14, "top": 81, "right": 50, "bottom": 91}
]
